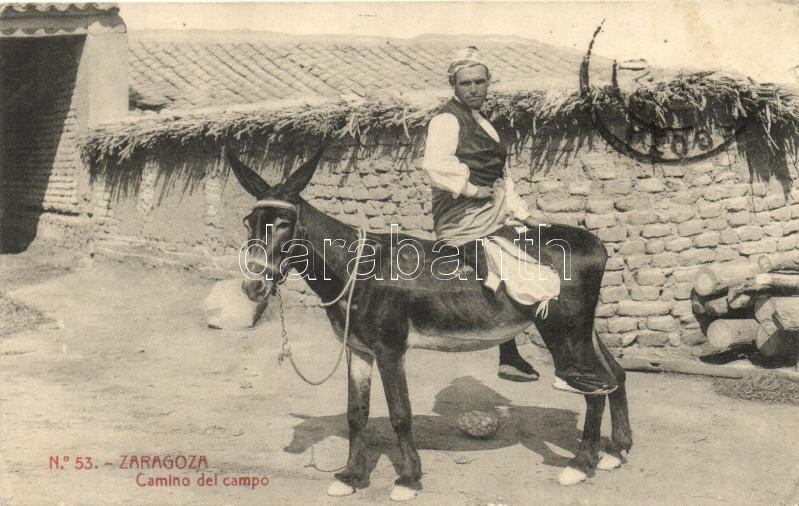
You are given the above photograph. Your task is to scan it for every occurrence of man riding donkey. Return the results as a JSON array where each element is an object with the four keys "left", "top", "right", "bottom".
[
  {"left": 226, "top": 48, "right": 629, "bottom": 493},
  {"left": 422, "top": 46, "right": 615, "bottom": 395}
]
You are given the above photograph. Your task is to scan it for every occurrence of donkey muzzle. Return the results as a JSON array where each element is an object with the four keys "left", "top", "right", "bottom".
[{"left": 241, "top": 278, "right": 269, "bottom": 302}]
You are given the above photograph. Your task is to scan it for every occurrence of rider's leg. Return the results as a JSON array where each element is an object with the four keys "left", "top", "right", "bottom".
[
  {"left": 463, "top": 237, "right": 540, "bottom": 383},
  {"left": 503, "top": 225, "right": 617, "bottom": 395},
  {"left": 533, "top": 298, "right": 618, "bottom": 394}
]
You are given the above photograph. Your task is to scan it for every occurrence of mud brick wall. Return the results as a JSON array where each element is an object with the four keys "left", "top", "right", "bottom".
[
  {"left": 93, "top": 130, "right": 799, "bottom": 355},
  {"left": 0, "top": 37, "right": 84, "bottom": 212},
  {"left": 0, "top": 37, "right": 87, "bottom": 252}
]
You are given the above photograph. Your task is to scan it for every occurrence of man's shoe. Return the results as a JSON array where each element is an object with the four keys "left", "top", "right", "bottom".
[
  {"left": 552, "top": 370, "right": 617, "bottom": 395},
  {"left": 498, "top": 359, "right": 540, "bottom": 382},
  {"left": 552, "top": 376, "right": 616, "bottom": 395}
]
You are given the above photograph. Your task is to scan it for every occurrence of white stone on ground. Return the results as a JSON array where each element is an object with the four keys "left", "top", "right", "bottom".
[
  {"left": 203, "top": 278, "right": 267, "bottom": 330},
  {"left": 327, "top": 480, "right": 355, "bottom": 496}
]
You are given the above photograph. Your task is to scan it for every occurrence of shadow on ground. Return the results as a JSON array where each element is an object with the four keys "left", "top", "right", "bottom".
[{"left": 284, "top": 376, "right": 582, "bottom": 481}]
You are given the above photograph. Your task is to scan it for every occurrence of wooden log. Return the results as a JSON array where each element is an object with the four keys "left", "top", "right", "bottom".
[
  {"left": 754, "top": 297, "right": 799, "bottom": 357},
  {"left": 691, "top": 291, "right": 707, "bottom": 316},
  {"left": 757, "top": 296, "right": 799, "bottom": 331},
  {"left": 755, "top": 323, "right": 795, "bottom": 357},
  {"left": 758, "top": 252, "right": 799, "bottom": 272},
  {"left": 619, "top": 357, "right": 748, "bottom": 379},
  {"left": 706, "top": 319, "right": 759, "bottom": 351},
  {"left": 728, "top": 293, "right": 752, "bottom": 310},
  {"left": 694, "top": 263, "right": 761, "bottom": 297},
  {"left": 618, "top": 356, "right": 799, "bottom": 382},
  {"left": 703, "top": 294, "right": 733, "bottom": 318},
  {"left": 761, "top": 273, "right": 799, "bottom": 290},
  {"left": 727, "top": 273, "right": 799, "bottom": 308},
  {"left": 692, "top": 292, "right": 753, "bottom": 318},
  {"left": 535, "top": 332, "right": 799, "bottom": 380}
]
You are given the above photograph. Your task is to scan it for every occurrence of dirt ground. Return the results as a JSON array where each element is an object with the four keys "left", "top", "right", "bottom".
[{"left": 1, "top": 254, "right": 798, "bottom": 506}]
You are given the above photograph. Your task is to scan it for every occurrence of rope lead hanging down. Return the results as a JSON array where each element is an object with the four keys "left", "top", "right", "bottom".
[{"left": 275, "top": 228, "right": 367, "bottom": 386}]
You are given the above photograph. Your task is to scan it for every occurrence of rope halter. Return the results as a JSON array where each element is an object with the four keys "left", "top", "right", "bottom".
[{"left": 250, "top": 199, "right": 303, "bottom": 287}]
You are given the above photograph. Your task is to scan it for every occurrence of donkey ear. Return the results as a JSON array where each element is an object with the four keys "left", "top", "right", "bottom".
[
  {"left": 223, "top": 145, "right": 272, "bottom": 199},
  {"left": 281, "top": 143, "right": 330, "bottom": 197}
]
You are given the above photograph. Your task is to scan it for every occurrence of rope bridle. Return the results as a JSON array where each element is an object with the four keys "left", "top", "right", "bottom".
[
  {"left": 252, "top": 199, "right": 366, "bottom": 386},
  {"left": 252, "top": 199, "right": 306, "bottom": 285}
]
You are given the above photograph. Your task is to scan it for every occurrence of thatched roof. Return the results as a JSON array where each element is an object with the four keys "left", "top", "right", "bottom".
[
  {"left": 80, "top": 28, "right": 799, "bottom": 185},
  {"left": 84, "top": 72, "right": 799, "bottom": 176}
]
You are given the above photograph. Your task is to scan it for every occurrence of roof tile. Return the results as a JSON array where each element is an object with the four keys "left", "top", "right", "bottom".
[{"left": 128, "top": 31, "right": 612, "bottom": 111}]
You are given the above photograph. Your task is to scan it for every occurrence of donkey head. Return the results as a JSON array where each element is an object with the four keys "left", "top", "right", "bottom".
[{"left": 225, "top": 144, "right": 328, "bottom": 300}]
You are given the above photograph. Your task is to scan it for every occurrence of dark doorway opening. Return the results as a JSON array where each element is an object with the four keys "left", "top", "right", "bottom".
[{"left": 0, "top": 35, "right": 85, "bottom": 253}]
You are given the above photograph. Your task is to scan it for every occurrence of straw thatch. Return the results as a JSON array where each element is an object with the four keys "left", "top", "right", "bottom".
[{"left": 82, "top": 72, "right": 799, "bottom": 178}]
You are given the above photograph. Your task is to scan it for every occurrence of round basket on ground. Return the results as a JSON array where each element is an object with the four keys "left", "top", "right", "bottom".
[{"left": 457, "top": 410, "right": 502, "bottom": 439}]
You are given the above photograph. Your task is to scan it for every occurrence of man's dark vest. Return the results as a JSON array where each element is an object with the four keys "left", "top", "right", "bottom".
[
  {"left": 441, "top": 98, "right": 506, "bottom": 187},
  {"left": 431, "top": 98, "right": 507, "bottom": 228}
]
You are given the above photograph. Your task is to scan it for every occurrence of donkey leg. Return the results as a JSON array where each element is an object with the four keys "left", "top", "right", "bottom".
[
  {"left": 329, "top": 348, "right": 374, "bottom": 496},
  {"left": 595, "top": 388, "right": 627, "bottom": 471},
  {"left": 375, "top": 350, "right": 422, "bottom": 502},
  {"left": 595, "top": 337, "right": 632, "bottom": 466},
  {"left": 559, "top": 394, "right": 606, "bottom": 486}
]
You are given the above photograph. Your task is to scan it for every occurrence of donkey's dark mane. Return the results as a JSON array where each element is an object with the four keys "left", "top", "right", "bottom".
[{"left": 294, "top": 198, "right": 490, "bottom": 297}]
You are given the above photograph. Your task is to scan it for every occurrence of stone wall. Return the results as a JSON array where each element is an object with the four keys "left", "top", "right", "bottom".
[
  {"left": 91, "top": 130, "right": 799, "bottom": 355},
  {"left": 509, "top": 143, "right": 799, "bottom": 355}
]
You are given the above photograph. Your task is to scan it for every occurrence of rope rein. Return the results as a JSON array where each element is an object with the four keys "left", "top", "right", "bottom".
[{"left": 276, "top": 227, "right": 367, "bottom": 386}]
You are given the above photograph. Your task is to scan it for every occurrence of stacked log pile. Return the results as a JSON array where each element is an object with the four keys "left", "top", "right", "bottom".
[{"left": 693, "top": 252, "right": 799, "bottom": 366}]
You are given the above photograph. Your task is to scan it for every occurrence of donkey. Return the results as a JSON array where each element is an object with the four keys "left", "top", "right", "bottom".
[{"left": 225, "top": 145, "right": 632, "bottom": 501}]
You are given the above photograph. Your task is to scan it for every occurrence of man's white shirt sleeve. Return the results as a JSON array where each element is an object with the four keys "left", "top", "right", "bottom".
[{"left": 422, "top": 113, "right": 479, "bottom": 198}]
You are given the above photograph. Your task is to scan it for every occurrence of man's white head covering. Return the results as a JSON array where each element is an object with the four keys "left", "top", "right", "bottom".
[{"left": 447, "top": 46, "right": 490, "bottom": 85}]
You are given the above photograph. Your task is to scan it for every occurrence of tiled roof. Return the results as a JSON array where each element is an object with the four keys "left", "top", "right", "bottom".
[
  {"left": 0, "top": 3, "right": 118, "bottom": 17},
  {"left": 0, "top": 3, "right": 120, "bottom": 37},
  {"left": 128, "top": 30, "right": 614, "bottom": 111}
]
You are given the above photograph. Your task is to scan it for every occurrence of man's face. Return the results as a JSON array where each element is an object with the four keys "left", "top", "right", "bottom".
[{"left": 452, "top": 65, "right": 489, "bottom": 110}]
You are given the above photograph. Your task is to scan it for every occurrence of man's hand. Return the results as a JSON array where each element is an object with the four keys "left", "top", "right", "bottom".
[
  {"left": 522, "top": 216, "right": 552, "bottom": 229},
  {"left": 472, "top": 185, "right": 493, "bottom": 199}
]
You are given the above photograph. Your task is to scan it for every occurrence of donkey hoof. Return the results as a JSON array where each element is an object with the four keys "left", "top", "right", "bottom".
[
  {"left": 558, "top": 466, "right": 587, "bottom": 486},
  {"left": 327, "top": 480, "right": 355, "bottom": 496},
  {"left": 390, "top": 485, "right": 418, "bottom": 502},
  {"left": 597, "top": 451, "right": 622, "bottom": 471}
]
